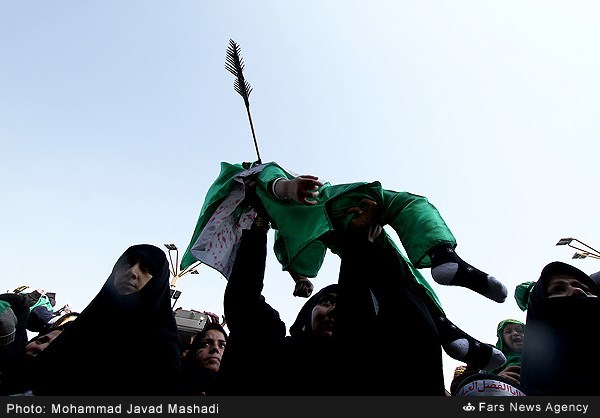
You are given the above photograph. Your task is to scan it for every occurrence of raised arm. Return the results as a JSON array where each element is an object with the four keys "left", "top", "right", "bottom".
[{"left": 223, "top": 220, "right": 286, "bottom": 337}]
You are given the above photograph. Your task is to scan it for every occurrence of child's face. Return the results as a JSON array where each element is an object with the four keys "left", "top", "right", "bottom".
[
  {"left": 311, "top": 292, "right": 336, "bottom": 338},
  {"left": 502, "top": 323, "right": 524, "bottom": 353},
  {"left": 194, "top": 329, "right": 227, "bottom": 373}
]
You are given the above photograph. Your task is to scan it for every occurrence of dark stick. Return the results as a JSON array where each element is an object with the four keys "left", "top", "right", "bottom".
[{"left": 225, "top": 38, "right": 262, "bottom": 164}]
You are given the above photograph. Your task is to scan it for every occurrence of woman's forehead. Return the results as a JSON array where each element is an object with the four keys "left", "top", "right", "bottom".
[{"left": 202, "top": 329, "right": 225, "bottom": 339}]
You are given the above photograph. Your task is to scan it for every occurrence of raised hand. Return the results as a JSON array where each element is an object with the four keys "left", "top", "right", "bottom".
[
  {"left": 274, "top": 175, "right": 323, "bottom": 205},
  {"left": 290, "top": 271, "right": 314, "bottom": 298},
  {"left": 345, "top": 199, "right": 383, "bottom": 242},
  {"left": 497, "top": 365, "right": 521, "bottom": 386},
  {"left": 203, "top": 311, "right": 221, "bottom": 324}
]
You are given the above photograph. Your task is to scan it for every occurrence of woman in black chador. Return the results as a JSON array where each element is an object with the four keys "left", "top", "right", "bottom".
[{"left": 33, "top": 244, "right": 182, "bottom": 395}]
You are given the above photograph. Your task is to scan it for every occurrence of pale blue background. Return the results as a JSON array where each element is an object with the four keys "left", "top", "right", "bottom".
[{"left": 2, "top": 1, "right": 599, "bottom": 390}]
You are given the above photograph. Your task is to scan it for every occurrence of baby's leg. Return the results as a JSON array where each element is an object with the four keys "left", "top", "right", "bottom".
[
  {"left": 430, "top": 244, "right": 507, "bottom": 303},
  {"left": 435, "top": 314, "right": 506, "bottom": 371}
]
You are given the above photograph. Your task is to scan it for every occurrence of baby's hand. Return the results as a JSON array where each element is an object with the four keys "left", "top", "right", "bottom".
[
  {"left": 293, "top": 278, "right": 314, "bottom": 298},
  {"left": 290, "top": 270, "right": 314, "bottom": 298},
  {"left": 275, "top": 176, "right": 323, "bottom": 205}
]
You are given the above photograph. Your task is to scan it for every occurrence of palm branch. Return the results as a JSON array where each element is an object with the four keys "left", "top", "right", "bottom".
[{"left": 225, "top": 39, "right": 262, "bottom": 164}]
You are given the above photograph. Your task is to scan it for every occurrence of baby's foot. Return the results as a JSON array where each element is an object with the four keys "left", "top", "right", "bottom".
[
  {"left": 430, "top": 246, "right": 507, "bottom": 303},
  {"left": 438, "top": 316, "right": 506, "bottom": 370}
]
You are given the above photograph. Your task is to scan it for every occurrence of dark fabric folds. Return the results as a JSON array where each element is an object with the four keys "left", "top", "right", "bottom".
[
  {"left": 520, "top": 261, "right": 600, "bottom": 395},
  {"left": 32, "top": 244, "right": 182, "bottom": 395}
]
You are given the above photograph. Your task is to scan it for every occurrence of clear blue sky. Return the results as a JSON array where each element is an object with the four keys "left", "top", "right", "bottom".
[{"left": 2, "top": 1, "right": 599, "bottom": 390}]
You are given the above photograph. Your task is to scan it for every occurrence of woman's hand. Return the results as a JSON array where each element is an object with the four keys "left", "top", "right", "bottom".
[{"left": 497, "top": 365, "right": 521, "bottom": 386}]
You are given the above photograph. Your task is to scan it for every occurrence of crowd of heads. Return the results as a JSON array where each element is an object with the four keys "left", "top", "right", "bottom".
[
  {"left": 1, "top": 241, "right": 599, "bottom": 396},
  {"left": 0, "top": 245, "right": 231, "bottom": 396}
]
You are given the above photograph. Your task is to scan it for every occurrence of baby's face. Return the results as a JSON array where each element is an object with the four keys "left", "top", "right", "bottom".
[{"left": 502, "top": 323, "right": 524, "bottom": 353}]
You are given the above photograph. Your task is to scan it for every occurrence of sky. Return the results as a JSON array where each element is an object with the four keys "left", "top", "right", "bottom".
[{"left": 2, "top": 1, "right": 600, "bottom": 392}]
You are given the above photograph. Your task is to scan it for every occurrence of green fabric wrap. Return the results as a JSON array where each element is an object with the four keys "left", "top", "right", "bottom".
[
  {"left": 514, "top": 281, "right": 536, "bottom": 311},
  {"left": 182, "top": 161, "right": 459, "bottom": 312}
]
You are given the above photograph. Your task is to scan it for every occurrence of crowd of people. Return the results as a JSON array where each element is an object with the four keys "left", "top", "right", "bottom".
[{"left": 1, "top": 161, "right": 599, "bottom": 396}]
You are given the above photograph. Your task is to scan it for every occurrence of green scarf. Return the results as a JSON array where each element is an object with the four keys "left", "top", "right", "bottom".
[{"left": 514, "top": 281, "right": 535, "bottom": 311}]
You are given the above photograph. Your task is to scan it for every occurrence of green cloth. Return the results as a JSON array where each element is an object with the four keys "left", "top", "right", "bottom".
[
  {"left": 0, "top": 300, "right": 17, "bottom": 346},
  {"left": 182, "top": 161, "right": 458, "bottom": 311},
  {"left": 0, "top": 300, "right": 10, "bottom": 315},
  {"left": 255, "top": 164, "right": 456, "bottom": 271},
  {"left": 29, "top": 294, "right": 54, "bottom": 313},
  {"left": 489, "top": 319, "right": 524, "bottom": 374},
  {"left": 514, "top": 281, "right": 536, "bottom": 311}
]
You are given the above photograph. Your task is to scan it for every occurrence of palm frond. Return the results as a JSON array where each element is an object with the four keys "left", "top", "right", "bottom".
[
  {"left": 225, "top": 39, "right": 252, "bottom": 107},
  {"left": 224, "top": 38, "right": 262, "bottom": 163}
]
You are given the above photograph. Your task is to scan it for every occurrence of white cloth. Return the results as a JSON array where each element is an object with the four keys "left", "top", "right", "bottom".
[{"left": 190, "top": 164, "right": 268, "bottom": 279}]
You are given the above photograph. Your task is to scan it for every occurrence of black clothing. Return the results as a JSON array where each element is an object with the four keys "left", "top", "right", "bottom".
[
  {"left": 334, "top": 234, "right": 446, "bottom": 395},
  {"left": 32, "top": 244, "right": 182, "bottom": 395},
  {"left": 220, "top": 227, "right": 446, "bottom": 395},
  {"left": 181, "top": 322, "right": 227, "bottom": 395},
  {"left": 0, "top": 293, "right": 29, "bottom": 395},
  {"left": 220, "top": 227, "right": 339, "bottom": 394},
  {"left": 520, "top": 261, "right": 600, "bottom": 395}
]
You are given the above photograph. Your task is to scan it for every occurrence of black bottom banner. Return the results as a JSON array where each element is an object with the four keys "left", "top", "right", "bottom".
[{"left": 1, "top": 396, "right": 598, "bottom": 418}]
